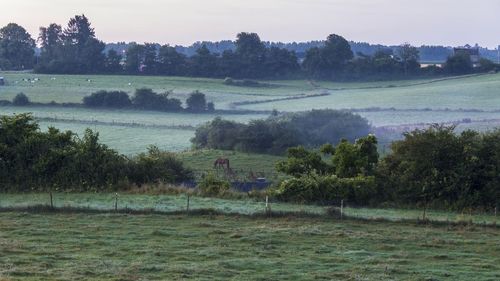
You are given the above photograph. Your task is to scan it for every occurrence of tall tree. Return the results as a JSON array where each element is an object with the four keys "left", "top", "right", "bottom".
[
  {"left": 398, "top": 43, "right": 420, "bottom": 75},
  {"left": 0, "top": 23, "right": 35, "bottom": 70},
  {"left": 38, "top": 23, "right": 63, "bottom": 66},
  {"left": 104, "top": 49, "right": 123, "bottom": 73},
  {"left": 189, "top": 45, "right": 218, "bottom": 77},
  {"left": 124, "top": 43, "right": 145, "bottom": 74},
  {"left": 234, "top": 32, "right": 267, "bottom": 77},
  {"left": 158, "top": 45, "right": 187, "bottom": 75},
  {"left": 142, "top": 43, "right": 158, "bottom": 74},
  {"left": 62, "top": 14, "right": 105, "bottom": 73},
  {"left": 303, "top": 34, "right": 353, "bottom": 79}
]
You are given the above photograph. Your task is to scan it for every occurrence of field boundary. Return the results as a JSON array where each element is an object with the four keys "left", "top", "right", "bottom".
[{"left": 1, "top": 204, "right": 497, "bottom": 229}]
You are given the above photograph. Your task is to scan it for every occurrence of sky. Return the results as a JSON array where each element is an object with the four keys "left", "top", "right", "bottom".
[{"left": 2, "top": 0, "right": 500, "bottom": 48}]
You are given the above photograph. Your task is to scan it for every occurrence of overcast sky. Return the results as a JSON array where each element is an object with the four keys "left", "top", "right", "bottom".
[{"left": 2, "top": 0, "right": 500, "bottom": 48}]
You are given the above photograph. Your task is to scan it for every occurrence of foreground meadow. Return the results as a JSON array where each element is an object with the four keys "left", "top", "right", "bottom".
[{"left": 0, "top": 212, "right": 498, "bottom": 280}]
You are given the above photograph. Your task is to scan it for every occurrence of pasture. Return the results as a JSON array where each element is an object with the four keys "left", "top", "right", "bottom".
[
  {"left": 0, "top": 211, "right": 498, "bottom": 280},
  {"left": 1, "top": 72, "right": 500, "bottom": 154}
]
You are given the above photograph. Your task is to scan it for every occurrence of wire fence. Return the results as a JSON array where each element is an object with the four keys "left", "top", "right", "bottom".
[{"left": 0, "top": 193, "right": 497, "bottom": 227}]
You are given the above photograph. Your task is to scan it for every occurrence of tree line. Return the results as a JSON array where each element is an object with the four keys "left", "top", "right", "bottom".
[
  {"left": 276, "top": 125, "right": 500, "bottom": 212},
  {"left": 1, "top": 15, "right": 498, "bottom": 79}
]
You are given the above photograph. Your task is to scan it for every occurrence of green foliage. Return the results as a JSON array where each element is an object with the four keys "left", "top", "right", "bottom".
[
  {"left": 132, "top": 88, "right": 182, "bottom": 111},
  {"left": 83, "top": 90, "right": 131, "bottom": 108},
  {"left": 130, "top": 146, "right": 193, "bottom": 186},
  {"left": 378, "top": 125, "right": 500, "bottom": 210},
  {"left": 192, "top": 110, "right": 371, "bottom": 154},
  {"left": 186, "top": 91, "right": 208, "bottom": 112},
  {"left": 477, "top": 58, "right": 498, "bottom": 73},
  {"left": 0, "top": 114, "right": 192, "bottom": 191},
  {"left": 276, "top": 146, "right": 330, "bottom": 177},
  {"left": 445, "top": 52, "right": 473, "bottom": 75},
  {"left": 12, "top": 93, "right": 30, "bottom": 106},
  {"left": 303, "top": 34, "right": 353, "bottom": 79},
  {"left": 276, "top": 137, "right": 379, "bottom": 204},
  {"left": 197, "top": 173, "right": 231, "bottom": 196},
  {"left": 277, "top": 173, "right": 377, "bottom": 205},
  {"left": 332, "top": 135, "right": 378, "bottom": 178},
  {"left": 37, "top": 15, "right": 105, "bottom": 74},
  {"left": 0, "top": 23, "right": 35, "bottom": 70}
]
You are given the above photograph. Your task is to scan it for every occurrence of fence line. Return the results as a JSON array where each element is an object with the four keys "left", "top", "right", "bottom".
[{"left": 0, "top": 193, "right": 497, "bottom": 227}]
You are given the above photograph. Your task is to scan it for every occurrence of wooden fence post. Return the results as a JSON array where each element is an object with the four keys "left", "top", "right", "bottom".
[
  {"left": 495, "top": 207, "right": 497, "bottom": 226},
  {"left": 114, "top": 193, "right": 118, "bottom": 211},
  {"left": 186, "top": 195, "right": 190, "bottom": 215},
  {"left": 265, "top": 196, "right": 271, "bottom": 217},
  {"left": 340, "top": 199, "right": 344, "bottom": 220},
  {"left": 50, "top": 192, "right": 53, "bottom": 209}
]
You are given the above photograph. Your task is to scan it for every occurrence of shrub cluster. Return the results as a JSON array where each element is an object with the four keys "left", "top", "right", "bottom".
[
  {"left": 275, "top": 126, "right": 500, "bottom": 211},
  {"left": 0, "top": 114, "right": 192, "bottom": 191},
  {"left": 378, "top": 125, "right": 500, "bottom": 211},
  {"left": 277, "top": 174, "right": 376, "bottom": 205},
  {"left": 83, "top": 88, "right": 215, "bottom": 112},
  {"left": 197, "top": 173, "right": 231, "bottom": 196},
  {"left": 192, "top": 109, "right": 371, "bottom": 154}
]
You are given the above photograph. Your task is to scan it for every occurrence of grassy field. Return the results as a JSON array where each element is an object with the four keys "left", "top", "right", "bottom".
[
  {"left": 179, "top": 149, "right": 284, "bottom": 174},
  {"left": 0, "top": 212, "right": 498, "bottom": 280},
  {"left": 239, "top": 73, "right": 500, "bottom": 111},
  {"left": 2, "top": 72, "right": 500, "bottom": 154}
]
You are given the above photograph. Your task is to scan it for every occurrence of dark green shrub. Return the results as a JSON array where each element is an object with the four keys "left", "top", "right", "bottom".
[
  {"left": 83, "top": 90, "right": 131, "bottom": 108},
  {"left": 276, "top": 174, "right": 377, "bottom": 205},
  {"left": 12, "top": 93, "right": 30, "bottom": 106},
  {"left": 132, "top": 88, "right": 182, "bottom": 111},
  {"left": 130, "top": 146, "right": 193, "bottom": 185},
  {"left": 197, "top": 173, "right": 230, "bottom": 196},
  {"left": 186, "top": 90, "right": 207, "bottom": 112}
]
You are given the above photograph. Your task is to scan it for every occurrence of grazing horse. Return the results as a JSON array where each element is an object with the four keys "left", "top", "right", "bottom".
[{"left": 214, "top": 158, "right": 230, "bottom": 169}]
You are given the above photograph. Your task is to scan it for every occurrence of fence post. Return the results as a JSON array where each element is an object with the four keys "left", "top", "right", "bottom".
[
  {"left": 340, "top": 199, "right": 344, "bottom": 220},
  {"left": 495, "top": 207, "right": 497, "bottom": 226},
  {"left": 114, "top": 193, "right": 118, "bottom": 211},
  {"left": 49, "top": 191, "right": 53, "bottom": 209},
  {"left": 265, "top": 196, "right": 271, "bottom": 217},
  {"left": 186, "top": 195, "right": 190, "bottom": 215}
]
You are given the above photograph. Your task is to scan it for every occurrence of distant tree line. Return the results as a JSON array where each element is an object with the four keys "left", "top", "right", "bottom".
[
  {"left": 0, "top": 114, "right": 192, "bottom": 191},
  {"left": 192, "top": 110, "right": 372, "bottom": 154},
  {"left": 1, "top": 15, "right": 498, "bottom": 79},
  {"left": 276, "top": 126, "right": 500, "bottom": 212}
]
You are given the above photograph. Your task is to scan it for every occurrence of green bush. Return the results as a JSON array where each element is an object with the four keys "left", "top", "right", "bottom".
[
  {"left": 197, "top": 173, "right": 230, "bottom": 196},
  {"left": 130, "top": 146, "right": 193, "bottom": 186},
  {"left": 12, "top": 93, "right": 30, "bottom": 106},
  {"left": 0, "top": 114, "right": 192, "bottom": 191},
  {"left": 276, "top": 174, "right": 377, "bottom": 205},
  {"left": 83, "top": 90, "right": 131, "bottom": 108}
]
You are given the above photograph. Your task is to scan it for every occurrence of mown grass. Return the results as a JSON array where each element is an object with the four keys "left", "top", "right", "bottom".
[{"left": 0, "top": 212, "right": 498, "bottom": 280}]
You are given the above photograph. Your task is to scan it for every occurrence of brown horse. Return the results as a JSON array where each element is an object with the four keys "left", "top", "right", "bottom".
[{"left": 214, "top": 158, "right": 230, "bottom": 169}]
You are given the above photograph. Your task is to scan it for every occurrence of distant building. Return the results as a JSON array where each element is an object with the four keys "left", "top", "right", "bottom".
[{"left": 454, "top": 44, "right": 480, "bottom": 64}]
